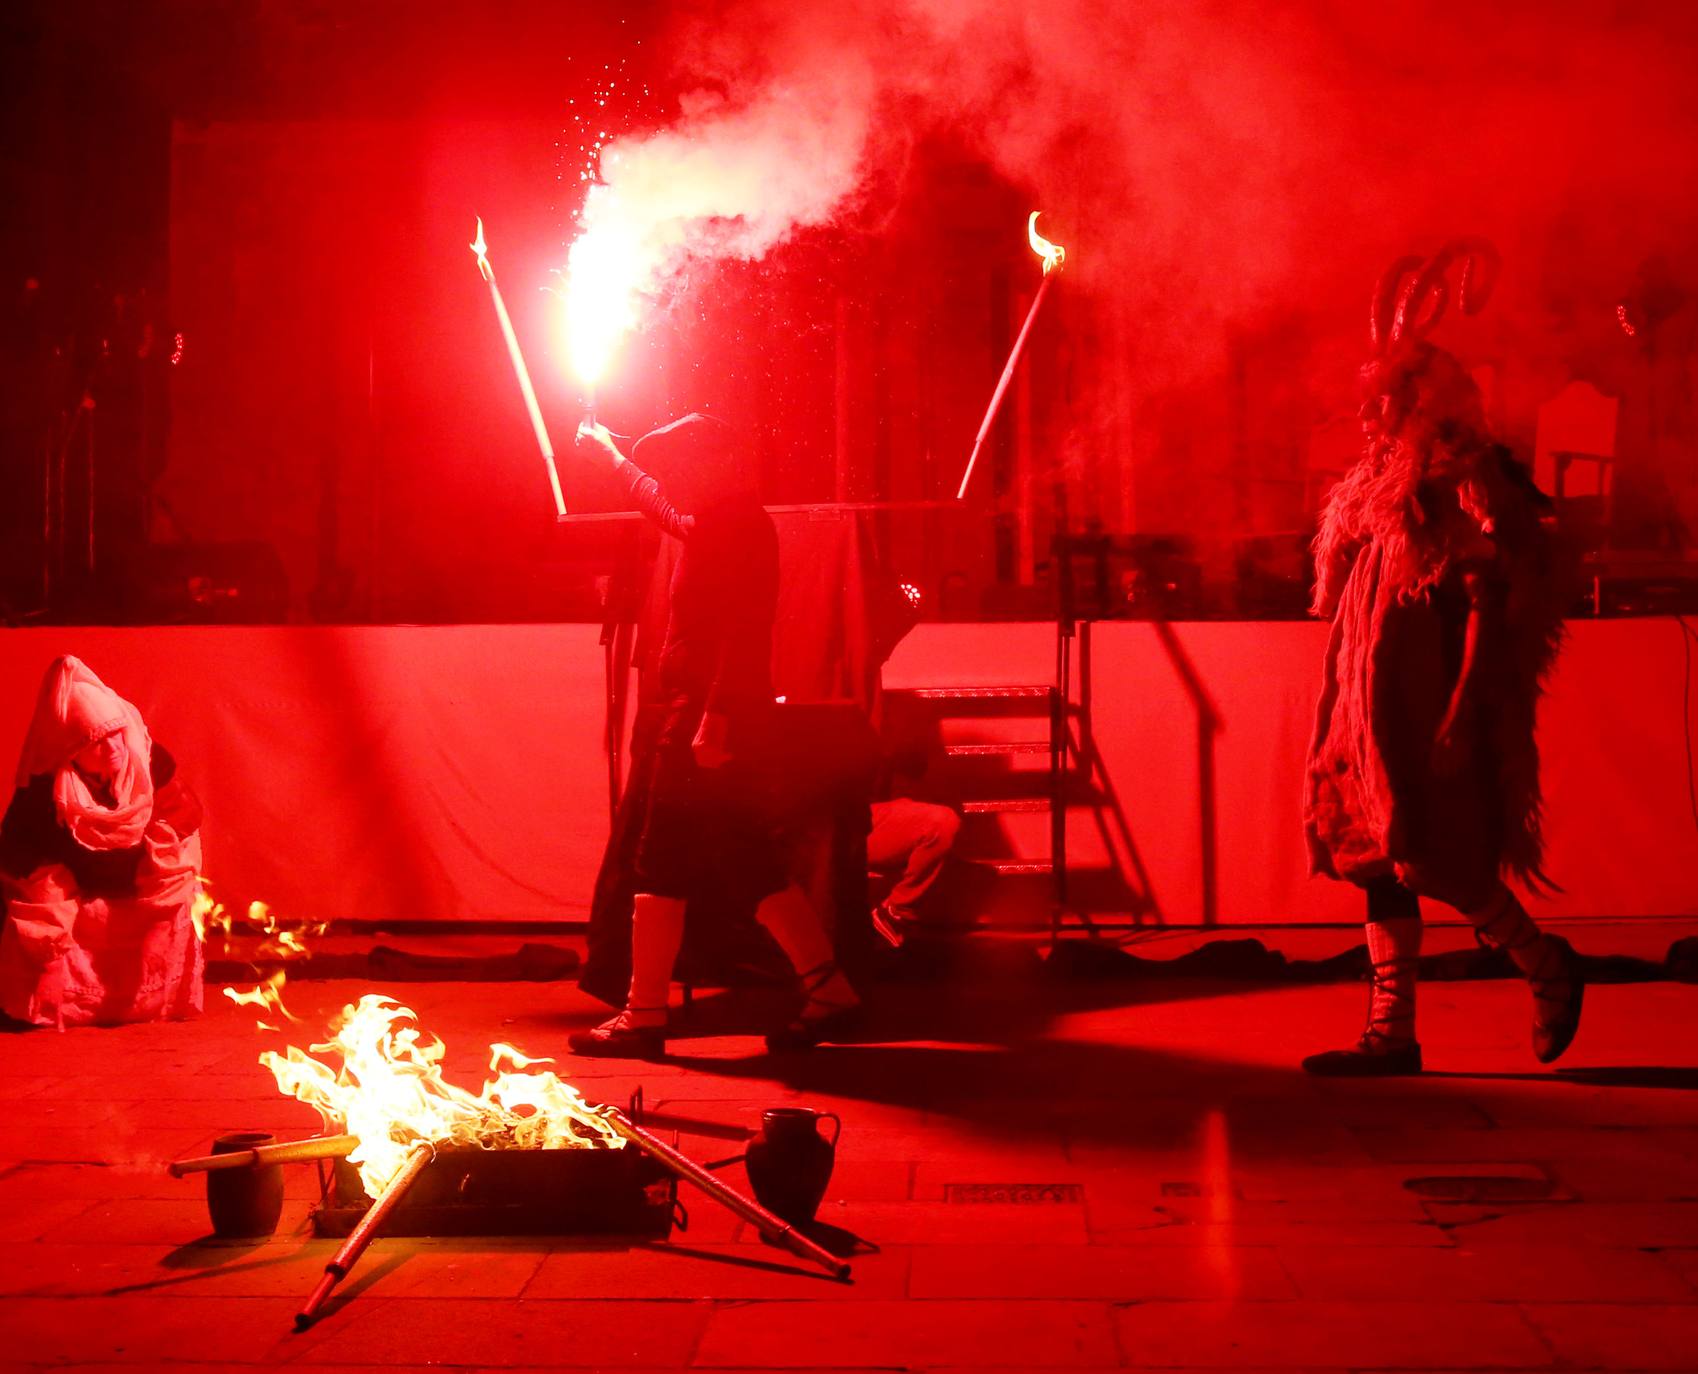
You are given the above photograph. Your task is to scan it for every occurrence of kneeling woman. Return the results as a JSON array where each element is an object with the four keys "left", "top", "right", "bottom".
[{"left": 0, "top": 656, "right": 204, "bottom": 1028}]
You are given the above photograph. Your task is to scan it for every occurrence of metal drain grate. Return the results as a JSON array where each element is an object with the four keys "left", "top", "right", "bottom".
[
  {"left": 1160, "top": 1181, "right": 1241, "bottom": 1199},
  {"left": 1403, "top": 1174, "right": 1557, "bottom": 1202},
  {"left": 945, "top": 1183, "right": 1083, "bottom": 1204}
]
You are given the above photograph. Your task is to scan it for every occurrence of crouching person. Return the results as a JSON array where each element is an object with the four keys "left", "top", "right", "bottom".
[{"left": 0, "top": 656, "right": 204, "bottom": 1028}]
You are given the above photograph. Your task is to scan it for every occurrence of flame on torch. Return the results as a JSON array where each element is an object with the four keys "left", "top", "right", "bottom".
[
  {"left": 956, "top": 211, "right": 1070, "bottom": 500},
  {"left": 1029, "top": 211, "right": 1066, "bottom": 276},
  {"left": 471, "top": 218, "right": 493, "bottom": 283}
]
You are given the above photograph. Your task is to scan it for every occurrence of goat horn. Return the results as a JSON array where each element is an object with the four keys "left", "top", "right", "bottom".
[
  {"left": 1394, "top": 237, "right": 1502, "bottom": 346},
  {"left": 1445, "top": 237, "right": 1501, "bottom": 315},
  {"left": 1371, "top": 254, "right": 1424, "bottom": 352},
  {"left": 1393, "top": 250, "right": 1456, "bottom": 344}
]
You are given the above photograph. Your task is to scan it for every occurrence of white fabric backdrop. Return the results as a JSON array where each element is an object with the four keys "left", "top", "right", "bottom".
[{"left": 2, "top": 621, "right": 1693, "bottom": 924}]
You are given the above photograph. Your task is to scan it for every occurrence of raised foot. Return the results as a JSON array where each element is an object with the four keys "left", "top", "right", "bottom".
[{"left": 1532, "top": 934, "right": 1584, "bottom": 1065}]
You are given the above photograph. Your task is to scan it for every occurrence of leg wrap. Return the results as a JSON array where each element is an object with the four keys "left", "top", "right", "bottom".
[{"left": 1463, "top": 884, "right": 1545, "bottom": 975}]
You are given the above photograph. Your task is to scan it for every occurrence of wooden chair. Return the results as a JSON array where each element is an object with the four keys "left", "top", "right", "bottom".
[{"left": 1534, "top": 381, "right": 1620, "bottom": 536}]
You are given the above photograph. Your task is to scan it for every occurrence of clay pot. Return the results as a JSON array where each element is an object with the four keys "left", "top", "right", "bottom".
[
  {"left": 205, "top": 1131, "right": 284, "bottom": 1239},
  {"left": 744, "top": 1107, "right": 840, "bottom": 1226}
]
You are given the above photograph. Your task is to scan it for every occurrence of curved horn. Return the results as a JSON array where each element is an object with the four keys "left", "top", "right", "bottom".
[
  {"left": 1392, "top": 238, "right": 1502, "bottom": 346},
  {"left": 1446, "top": 237, "right": 1500, "bottom": 316},
  {"left": 1393, "top": 250, "right": 1454, "bottom": 345},
  {"left": 1371, "top": 254, "right": 1423, "bottom": 352}
]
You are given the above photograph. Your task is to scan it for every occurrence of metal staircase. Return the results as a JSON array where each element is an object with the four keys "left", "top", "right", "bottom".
[
  {"left": 882, "top": 529, "right": 1173, "bottom": 945},
  {"left": 883, "top": 679, "right": 1071, "bottom": 943}
]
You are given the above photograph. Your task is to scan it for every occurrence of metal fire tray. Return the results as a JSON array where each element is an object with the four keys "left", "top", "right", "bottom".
[{"left": 311, "top": 1145, "right": 677, "bottom": 1238}]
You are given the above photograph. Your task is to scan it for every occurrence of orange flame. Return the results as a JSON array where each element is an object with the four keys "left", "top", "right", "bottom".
[
  {"left": 191, "top": 879, "right": 235, "bottom": 943},
  {"left": 223, "top": 970, "right": 298, "bottom": 1025},
  {"left": 470, "top": 216, "right": 493, "bottom": 283},
  {"left": 1028, "top": 212, "right": 1066, "bottom": 276},
  {"left": 260, "top": 995, "right": 622, "bottom": 1198},
  {"left": 257, "top": 928, "right": 310, "bottom": 960},
  {"left": 196, "top": 881, "right": 326, "bottom": 960}
]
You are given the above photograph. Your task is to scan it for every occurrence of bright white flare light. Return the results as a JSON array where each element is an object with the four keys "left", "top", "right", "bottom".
[{"left": 564, "top": 186, "right": 644, "bottom": 391}]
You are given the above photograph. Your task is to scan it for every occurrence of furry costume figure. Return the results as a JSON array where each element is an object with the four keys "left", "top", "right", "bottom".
[
  {"left": 1303, "top": 242, "right": 1581, "bottom": 1074},
  {"left": 1306, "top": 242, "right": 1566, "bottom": 901}
]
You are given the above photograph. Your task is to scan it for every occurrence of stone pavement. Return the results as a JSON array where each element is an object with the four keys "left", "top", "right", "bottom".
[{"left": 1, "top": 962, "right": 1696, "bottom": 1371}]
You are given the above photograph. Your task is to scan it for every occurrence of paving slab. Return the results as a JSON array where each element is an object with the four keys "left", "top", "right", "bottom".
[
  {"left": 526, "top": 1241, "right": 909, "bottom": 1299},
  {"left": 300, "top": 1294, "right": 711, "bottom": 1367},
  {"left": 1521, "top": 1301, "right": 1698, "bottom": 1370},
  {"left": 1426, "top": 1201, "right": 1698, "bottom": 1249},
  {"left": 1277, "top": 1241, "right": 1694, "bottom": 1302},
  {"left": 1114, "top": 1298, "right": 1552, "bottom": 1368},
  {"left": 909, "top": 1241, "right": 1295, "bottom": 1300},
  {"left": 695, "top": 1298, "right": 1120, "bottom": 1367}
]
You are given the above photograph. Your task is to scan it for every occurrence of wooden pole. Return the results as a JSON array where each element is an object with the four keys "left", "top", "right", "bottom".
[
  {"left": 956, "top": 273, "right": 1055, "bottom": 501},
  {"left": 296, "top": 1140, "right": 436, "bottom": 1329},
  {"left": 598, "top": 1108, "right": 850, "bottom": 1280},
  {"left": 168, "top": 1134, "right": 358, "bottom": 1177}
]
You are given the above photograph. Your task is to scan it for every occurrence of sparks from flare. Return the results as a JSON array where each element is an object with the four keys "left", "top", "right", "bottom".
[
  {"left": 555, "top": 63, "right": 649, "bottom": 418},
  {"left": 259, "top": 995, "right": 622, "bottom": 1198}
]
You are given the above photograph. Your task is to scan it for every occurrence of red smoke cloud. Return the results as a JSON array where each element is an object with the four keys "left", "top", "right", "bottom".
[{"left": 585, "top": 0, "right": 1698, "bottom": 534}]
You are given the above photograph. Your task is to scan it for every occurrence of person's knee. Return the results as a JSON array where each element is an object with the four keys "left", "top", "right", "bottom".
[
  {"left": 1392, "top": 862, "right": 1497, "bottom": 915},
  {"left": 1365, "top": 874, "right": 1421, "bottom": 924}
]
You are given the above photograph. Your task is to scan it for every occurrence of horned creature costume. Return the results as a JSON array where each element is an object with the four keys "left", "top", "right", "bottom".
[{"left": 1302, "top": 241, "right": 1582, "bottom": 1075}]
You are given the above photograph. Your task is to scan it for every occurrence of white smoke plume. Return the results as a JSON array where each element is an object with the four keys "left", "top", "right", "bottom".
[
  {"left": 565, "top": 22, "right": 883, "bottom": 383},
  {"left": 583, "top": 0, "right": 1698, "bottom": 347}
]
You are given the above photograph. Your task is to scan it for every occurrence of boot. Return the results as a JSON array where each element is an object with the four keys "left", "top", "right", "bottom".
[{"left": 567, "top": 1008, "right": 667, "bottom": 1060}]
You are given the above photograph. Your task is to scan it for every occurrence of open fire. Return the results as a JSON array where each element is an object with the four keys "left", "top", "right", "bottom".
[
  {"left": 191, "top": 878, "right": 329, "bottom": 962},
  {"left": 257, "top": 994, "right": 623, "bottom": 1198},
  {"left": 176, "top": 992, "right": 850, "bottom": 1325}
]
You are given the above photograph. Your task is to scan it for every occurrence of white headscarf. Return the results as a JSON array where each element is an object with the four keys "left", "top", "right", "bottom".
[{"left": 15, "top": 656, "right": 155, "bottom": 851}]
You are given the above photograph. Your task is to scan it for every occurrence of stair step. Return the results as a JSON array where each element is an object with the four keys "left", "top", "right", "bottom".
[
  {"left": 962, "top": 798, "right": 1052, "bottom": 814},
  {"left": 902, "top": 685, "right": 1053, "bottom": 701},
  {"left": 943, "top": 741, "right": 1051, "bottom": 757},
  {"left": 976, "top": 859, "right": 1056, "bottom": 875}
]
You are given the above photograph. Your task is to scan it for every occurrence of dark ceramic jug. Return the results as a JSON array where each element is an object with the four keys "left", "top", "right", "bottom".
[
  {"left": 744, "top": 1107, "right": 840, "bottom": 1226},
  {"left": 205, "top": 1131, "right": 285, "bottom": 1239}
]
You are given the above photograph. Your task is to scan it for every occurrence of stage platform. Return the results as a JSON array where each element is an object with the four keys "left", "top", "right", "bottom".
[{"left": 1, "top": 619, "right": 1694, "bottom": 928}]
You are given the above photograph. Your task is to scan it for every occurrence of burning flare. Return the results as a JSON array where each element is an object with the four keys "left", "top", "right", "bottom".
[
  {"left": 1029, "top": 211, "right": 1066, "bottom": 275},
  {"left": 260, "top": 995, "right": 622, "bottom": 1198},
  {"left": 562, "top": 184, "right": 644, "bottom": 394}
]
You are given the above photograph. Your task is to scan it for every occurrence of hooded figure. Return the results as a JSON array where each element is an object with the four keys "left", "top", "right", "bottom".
[
  {"left": 569, "top": 414, "right": 862, "bottom": 1057},
  {"left": 0, "top": 656, "right": 204, "bottom": 1027},
  {"left": 1302, "top": 243, "right": 1581, "bottom": 1076}
]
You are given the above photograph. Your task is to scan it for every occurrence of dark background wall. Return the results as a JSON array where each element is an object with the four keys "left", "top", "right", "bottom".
[{"left": 5, "top": 1, "right": 1698, "bottom": 624}]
